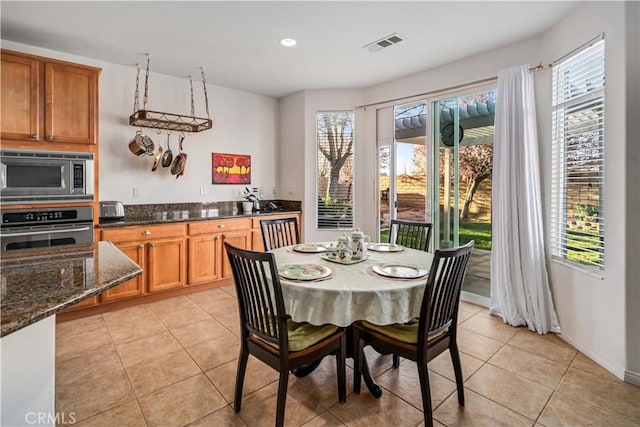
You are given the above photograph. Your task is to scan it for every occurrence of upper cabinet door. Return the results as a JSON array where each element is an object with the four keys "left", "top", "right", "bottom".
[
  {"left": 44, "top": 62, "right": 98, "bottom": 145},
  {"left": 1, "top": 53, "right": 40, "bottom": 141}
]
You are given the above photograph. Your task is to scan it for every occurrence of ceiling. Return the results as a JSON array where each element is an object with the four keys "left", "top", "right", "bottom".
[{"left": 1, "top": 1, "right": 580, "bottom": 98}]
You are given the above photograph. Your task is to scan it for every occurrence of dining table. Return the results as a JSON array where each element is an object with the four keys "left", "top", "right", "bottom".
[{"left": 270, "top": 242, "right": 434, "bottom": 397}]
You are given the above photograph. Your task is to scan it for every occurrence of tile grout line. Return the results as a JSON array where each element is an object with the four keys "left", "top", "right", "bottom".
[{"left": 145, "top": 298, "right": 237, "bottom": 421}]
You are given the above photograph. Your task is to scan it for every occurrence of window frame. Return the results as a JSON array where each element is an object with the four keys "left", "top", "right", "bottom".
[
  {"left": 315, "top": 110, "right": 355, "bottom": 231},
  {"left": 550, "top": 36, "right": 605, "bottom": 274}
]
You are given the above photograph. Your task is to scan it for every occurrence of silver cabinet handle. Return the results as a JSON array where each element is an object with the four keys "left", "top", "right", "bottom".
[
  {"left": 0, "top": 226, "right": 91, "bottom": 237},
  {"left": 30, "top": 133, "right": 37, "bottom": 139},
  {"left": 217, "top": 224, "right": 225, "bottom": 229},
  {"left": 150, "top": 243, "right": 156, "bottom": 248},
  {"left": 138, "top": 245, "right": 144, "bottom": 249},
  {"left": 46, "top": 135, "right": 54, "bottom": 141},
  {"left": 141, "top": 230, "right": 151, "bottom": 235}
]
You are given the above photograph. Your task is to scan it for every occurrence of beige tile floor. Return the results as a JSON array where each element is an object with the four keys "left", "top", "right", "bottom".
[{"left": 56, "top": 287, "right": 640, "bottom": 427}]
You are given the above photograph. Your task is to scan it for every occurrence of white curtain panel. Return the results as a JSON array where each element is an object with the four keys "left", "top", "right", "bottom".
[{"left": 490, "top": 64, "right": 561, "bottom": 334}]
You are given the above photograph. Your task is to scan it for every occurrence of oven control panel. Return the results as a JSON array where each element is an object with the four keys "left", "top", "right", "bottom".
[{"left": 1, "top": 206, "right": 93, "bottom": 226}]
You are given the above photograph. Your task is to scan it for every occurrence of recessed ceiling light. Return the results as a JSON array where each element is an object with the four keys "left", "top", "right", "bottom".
[{"left": 280, "top": 38, "right": 297, "bottom": 47}]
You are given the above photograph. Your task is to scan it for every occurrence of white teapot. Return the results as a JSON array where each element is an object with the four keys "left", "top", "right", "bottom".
[
  {"left": 337, "top": 234, "right": 352, "bottom": 262},
  {"left": 350, "top": 228, "right": 370, "bottom": 260}
]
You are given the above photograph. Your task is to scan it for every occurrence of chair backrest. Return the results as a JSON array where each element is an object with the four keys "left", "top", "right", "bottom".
[
  {"left": 418, "top": 241, "right": 474, "bottom": 345},
  {"left": 260, "top": 217, "right": 300, "bottom": 251},
  {"left": 388, "top": 219, "right": 433, "bottom": 252},
  {"left": 225, "top": 242, "right": 289, "bottom": 350}
]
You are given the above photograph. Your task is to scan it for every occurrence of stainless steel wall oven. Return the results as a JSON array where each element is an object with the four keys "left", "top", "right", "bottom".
[{"left": 0, "top": 206, "right": 93, "bottom": 252}]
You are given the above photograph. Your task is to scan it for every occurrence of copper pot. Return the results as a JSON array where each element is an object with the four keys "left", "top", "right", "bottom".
[{"left": 128, "top": 130, "right": 154, "bottom": 156}]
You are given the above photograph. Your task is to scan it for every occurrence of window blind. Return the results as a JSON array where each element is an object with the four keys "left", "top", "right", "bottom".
[
  {"left": 550, "top": 36, "right": 605, "bottom": 271},
  {"left": 316, "top": 111, "right": 354, "bottom": 230}
]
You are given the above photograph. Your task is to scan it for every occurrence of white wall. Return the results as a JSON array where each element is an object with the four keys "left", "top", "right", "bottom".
[
  {"left": 624, "top": 0, "right": 640, "bottom": 385},
  {"left": 1, "top": 40, "right": 280, "bottom": 205},
  {"left": 537, "top": 1, "right": 631, "bottom": 380},
  {"left": 347, "top": 1, "right": 636, "bottom": 381},
  {"left": 279, "top": 91, "right": 306, "bottom": 202}
]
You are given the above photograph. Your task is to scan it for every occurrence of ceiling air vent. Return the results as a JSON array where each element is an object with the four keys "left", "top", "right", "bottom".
[{"left": 364, "top": 33, "right": 404, "bottom": 52}]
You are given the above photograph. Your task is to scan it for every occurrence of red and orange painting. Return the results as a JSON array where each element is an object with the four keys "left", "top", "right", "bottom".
[{"left": 212, "top": 153, "right": 251, "bottom": 184}]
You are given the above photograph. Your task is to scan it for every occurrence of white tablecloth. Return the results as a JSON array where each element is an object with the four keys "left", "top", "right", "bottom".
[{"left": 271, "top": 244, "right": 434, "bottom": 327}]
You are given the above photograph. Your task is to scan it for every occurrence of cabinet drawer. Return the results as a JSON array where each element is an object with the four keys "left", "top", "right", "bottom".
[
  {"left": 251, "top": 214, "right": 299, "bottom": 229},
  {"left": 189, "top": 218, "right": 251, "bottom": 236},
  {"left": 101, "top": 223, "right": 186, "bottom": 243}
]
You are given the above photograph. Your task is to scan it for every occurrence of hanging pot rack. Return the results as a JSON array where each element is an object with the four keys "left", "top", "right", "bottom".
[{"left": 129, "top": 54, "right": 212, "bottom": 133}]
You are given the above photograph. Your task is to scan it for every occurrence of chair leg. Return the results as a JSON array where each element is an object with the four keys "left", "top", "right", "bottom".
[
  {"left": 275, "top": 370, "right": 289, "bottom": 427},
  {"left": 234, "top": 344, "right": 249, "bottom": 413},
  {"left": 449, "top": 344, "right": 465, "bottom": 406},
  {"left": 353, "top": 327, "right": 363, "bottom": 394},
  {"left": 417, "top": 362, "right": 434, "bottom": 427},
  {"left": 336, "top": 333, "right": 347, "bottom": 403},
  {"left": 392, "top": 353, "right": 400, "bottom": 368}
]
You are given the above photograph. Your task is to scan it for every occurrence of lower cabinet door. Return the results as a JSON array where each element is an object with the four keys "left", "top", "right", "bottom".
[
  {"left": 221, "top": 231, "right": 251, "bottom": 279},
  {"left": 102, "top": 242, "right": 145, "bottom": 302},
  {"left": 188, "top": 234, "right": 220, "bottom": 285},
  {"left": 148, "top": 238, "right": 186, "bottom": 293}
]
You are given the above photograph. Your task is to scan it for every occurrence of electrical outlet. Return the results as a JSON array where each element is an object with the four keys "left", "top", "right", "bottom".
[
  {"left": 200, "top": 186, "right": 206, "bottom": 195},
  {"left": 133, "top": 187, "right": 140, "bottom": 198}
]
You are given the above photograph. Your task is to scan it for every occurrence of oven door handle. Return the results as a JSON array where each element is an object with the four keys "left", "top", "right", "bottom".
[{"left": 0, "top": 226, "right": 92, "bottom": 237}]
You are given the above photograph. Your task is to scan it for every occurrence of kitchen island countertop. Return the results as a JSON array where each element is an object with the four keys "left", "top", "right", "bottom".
[{"left": 0, "top": 241, "right": 143, "bottom": 337}]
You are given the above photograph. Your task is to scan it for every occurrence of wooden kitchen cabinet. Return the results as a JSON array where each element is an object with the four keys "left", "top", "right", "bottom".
[
  {"left": 147, "top": 237, "right": 186, "bottom": 293},
  {"left": 0, "top": 53, "right": 39, "bottom": 142},
  {"left": 188, "top": 234, "right": 221, "bottom": 285},
  {"left": 1, "top": 50, "right": 99, "bottom": 146},
  {"left": 220, "top": 230, "right": 252, "bottom": 278},
  {"left": 61, "top": 213, "right": 301, "bottom": 320},
  {"left": 187, "top": 218, "right": 251, "bottom": 284},
  {"left": 101, "top": 242, "right": 145, "bottom": 302},
  {"left": 101, "top": 223, "right": 187, "bottom": 297}
]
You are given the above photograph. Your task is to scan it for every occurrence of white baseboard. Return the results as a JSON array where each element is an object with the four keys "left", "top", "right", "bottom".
[
  {"left": 461, "top": 291, "right": 490, "bottom": 308},
  {"left": 625, "top": 369, "right": 640, "bottom": 386},
  {"left": 557, "top": 333, "right": 627, "bottom": 381}
]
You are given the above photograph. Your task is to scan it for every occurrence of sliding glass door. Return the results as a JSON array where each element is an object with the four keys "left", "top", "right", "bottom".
[
  {"left": 377, "top": 88, "right": 495, "bottom": 304},
  {"left": 433, "top": 90, "right": 495, "bottom": 301},
  {"left": 378, "top": 102, "right": 431, "bottom": 243}
]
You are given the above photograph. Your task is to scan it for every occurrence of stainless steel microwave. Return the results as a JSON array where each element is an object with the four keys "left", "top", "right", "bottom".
[{"left": 0, "top": 149, "right": 94, "bottom": 204}]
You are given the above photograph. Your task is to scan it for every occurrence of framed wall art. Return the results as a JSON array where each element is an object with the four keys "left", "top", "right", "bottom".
[{"left": 212, "top": 153, "right": 251, "bottom": 184}]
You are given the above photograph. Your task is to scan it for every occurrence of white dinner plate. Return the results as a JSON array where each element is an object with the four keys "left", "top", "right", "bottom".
[
  {"left": 368, "top": 243, "right": 404, "bottom": 252},
  {"left": 372, "top": 263, "right": 428, "bottom": 279},
  {"left": 279, "top": 264, "right": 332, "bottom": 281},
  {"left": 292, "top": 244, "right": 327, "bottom": 253}
]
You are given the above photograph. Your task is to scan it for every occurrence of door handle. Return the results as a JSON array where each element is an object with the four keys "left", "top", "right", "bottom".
[{"left": 0, "top": 226, "right": 91, "bottom": 237}]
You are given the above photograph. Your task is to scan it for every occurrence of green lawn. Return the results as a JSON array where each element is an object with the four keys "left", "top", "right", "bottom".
[
  {"left": 566, "top": 230, "right": 602, "bottom": 266},
  {"left": 379, "top": 220, "right": 492, "bottom": 251}
]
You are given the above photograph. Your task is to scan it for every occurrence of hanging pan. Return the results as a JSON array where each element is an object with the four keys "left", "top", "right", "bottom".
[
  {"left": 171, "top": 134, "right": 188, "bottom": 178},
  {"left": 161, "top": 134, "right": 173, "bottom": 167}
]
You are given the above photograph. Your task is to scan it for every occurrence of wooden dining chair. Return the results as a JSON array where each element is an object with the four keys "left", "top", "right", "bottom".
[
  {"left": 387, "top": 219, "right": 434, "bottom": 367},
  {"left": 353, "top": 241, "right": 474, "bottom": 427},
  {"left": 225, "top": 242, "right": 346, "bottom": 427},
  {"left": 388, "top": 219, "right": 433, "bottom": 252},
  {"left": 260, "top": 217, "right": 300, "bottom": 251}
]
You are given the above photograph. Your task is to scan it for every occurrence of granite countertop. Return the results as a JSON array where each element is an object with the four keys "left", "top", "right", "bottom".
[
  {"left": 99, "top": 209, "right": 302, "bottom": 228},
  {"left": 0, "top": 241, "right": 143, "bottom": 337}
]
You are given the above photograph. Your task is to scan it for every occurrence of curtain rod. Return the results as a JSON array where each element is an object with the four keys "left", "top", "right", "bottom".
[
  {"left": 553, "top": 33, "right": 605, "bottom": 65},
  {"left": 356, "top": 63, "right": 549, "bottom": 110}
]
